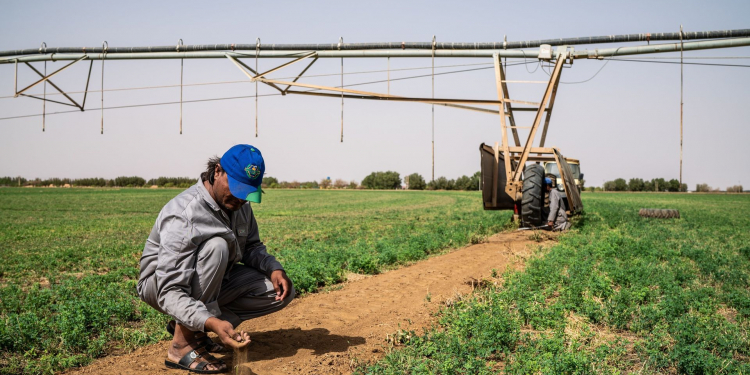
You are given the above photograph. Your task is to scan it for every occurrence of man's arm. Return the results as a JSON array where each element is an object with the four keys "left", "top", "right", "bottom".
[
  {"left": 155, "top": 214, "right": 214, "bottom": 332},
  {"left": 241, "top": 208, "right": 292, "bottom": 300},
  {"left": 241, "top": 209, "right": 284, "bottom": 276}
]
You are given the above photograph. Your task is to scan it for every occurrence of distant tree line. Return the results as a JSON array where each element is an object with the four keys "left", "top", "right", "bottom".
[
  {"left": 600, "top": 178, "right": 687, "bottom": 192},
  {"left": 145, "top": 177, "right": 195, "bottom": 188},
  {"left": 696, "top": 183, "right": 744, "bottom": 193},
  {"left": 261, "top": 176, "right": 359, "bottom": 190},
  {"left": 0, "top": 176, "right": 194, "bottom": 188},
  {"left": 405, "top": 172, "right": 481, "bottom": 191},
  {"left": 4, "top": 174, "right": 743, "bottom": 194},
  {"left": 591, "top": 178, "right": 744, "bottom": 193}
]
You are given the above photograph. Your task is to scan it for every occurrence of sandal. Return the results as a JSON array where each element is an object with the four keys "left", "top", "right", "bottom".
[
  {"left": 167, "top": 320, "right": 226, "bottom": 353},
  {"left": 165, "top": 346, "right": 227, "bottom": 374}
]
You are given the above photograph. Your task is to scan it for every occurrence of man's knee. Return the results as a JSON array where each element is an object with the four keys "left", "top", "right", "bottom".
[{"left": 199, "top": 237, "right": 230, "bottom": 271}]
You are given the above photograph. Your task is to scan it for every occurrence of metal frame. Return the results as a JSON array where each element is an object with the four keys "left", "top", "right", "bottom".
[
  {"left": 14, "top": 56, "right": 93, "bottom": 111},
  {"left": 222, "top": 45, "right": 581, "bottom": 208}
]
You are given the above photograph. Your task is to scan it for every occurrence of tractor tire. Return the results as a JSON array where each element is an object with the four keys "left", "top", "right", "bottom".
[
  {"left": 521, "top": 164, "right": 545, "bottom": 227},
  {"left": 639, "top": 208, "right": 680, "bottom": 219}
]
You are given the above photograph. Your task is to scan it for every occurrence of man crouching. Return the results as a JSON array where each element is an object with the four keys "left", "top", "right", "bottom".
[{"left": 138, "top": 144, "right": 294, "bottom": 373}]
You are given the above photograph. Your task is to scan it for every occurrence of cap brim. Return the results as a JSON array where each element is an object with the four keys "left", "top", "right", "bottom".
[
  {"left": 246, "top": 189, "right": 262, "bottom": 203},
  {"left": 226, "top": 173, "right": 260, "bottom": 202}
]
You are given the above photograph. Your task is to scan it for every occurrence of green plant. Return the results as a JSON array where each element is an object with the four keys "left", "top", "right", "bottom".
[
  {"left": 0, "top": 188, "right": 508, "bottom": 374},
  {"left": 362, "top": 193, "right": 750, "bottom": 374}
]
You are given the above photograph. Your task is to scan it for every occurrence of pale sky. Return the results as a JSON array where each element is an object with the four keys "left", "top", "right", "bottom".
[{"left": 1, "top": 0, "right": 749, "bottom": 189}]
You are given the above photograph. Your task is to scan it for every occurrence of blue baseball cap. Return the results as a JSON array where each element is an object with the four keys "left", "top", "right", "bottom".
[
  {"left": 544, "top": 177, "right": 553, "bottom": 185},
  {"left": 220, "top": 144, "right": 265, "bottom": 203}
]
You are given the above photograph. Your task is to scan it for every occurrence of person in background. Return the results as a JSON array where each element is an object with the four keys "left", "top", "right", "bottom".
[
  {"left": 546, "top": 177, "right": 571, "bottom": 231},
  {"left": 138, "top": 144, "right": 294, "bottom": 373}
]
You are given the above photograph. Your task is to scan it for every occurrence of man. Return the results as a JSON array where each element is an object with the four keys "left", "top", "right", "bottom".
[
  {"left": 546, "top": 177, "right": 571, "bottom": 231},
  {"left": 138, "top": 144, "right": 294, "bottom": 373}
]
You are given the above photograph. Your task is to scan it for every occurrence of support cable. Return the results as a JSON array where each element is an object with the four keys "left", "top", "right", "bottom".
[
  {"left": 339, "top": 37, "right": 343, "bottom": 143},
  {"left": 3, "top": 58, "right": 746, "bottom": 101},
  {"left": 387, "top": 57, "right": 390, "bottom": 94},
  {"left": 101, "top": 41, "right": 107, "bottom": 134},
  {"left": 43, "top": 61, "right": 46, "bottom": 132},
  {"left": 0, "top": 61, "right": 556, "bottom": 100},
  {"left": 178, "top": 39, "right": 184, "bottom": 135},
  {"left": 680, "top": 25, "right": 684, "bottom": 189},
  {"left": 255, "top": 38, "right": 259, "bottom": 137},
  {"left": 0, "top": 60, "right": 545, "bottom": 122},
  {"left": 42, "top": 42, "right": 47, "bottom": 132},
  {"left": 431, "top": 35, "right": 436, "bottom": 181}
]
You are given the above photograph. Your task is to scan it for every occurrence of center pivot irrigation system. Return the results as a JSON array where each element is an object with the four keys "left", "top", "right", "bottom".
[{"left": 2, "top": 28, "right": 749, "bottom": 224}]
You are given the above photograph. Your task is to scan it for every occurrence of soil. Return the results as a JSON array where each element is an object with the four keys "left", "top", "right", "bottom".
[{"left": 67, "top": 230, "right": 554, "bottom": 375}]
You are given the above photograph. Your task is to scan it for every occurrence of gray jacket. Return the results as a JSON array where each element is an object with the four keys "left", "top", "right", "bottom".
[
  {"left": 547, "top": 188, "right": 569, "bottom": 230},
  {"left": 137, "top": 178, "right": 283, "bottom": 331}
]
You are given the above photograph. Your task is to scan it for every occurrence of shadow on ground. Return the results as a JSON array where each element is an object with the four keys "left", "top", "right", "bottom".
[{"left": 222, "top": 327, "right": 365, "bottom": 368}]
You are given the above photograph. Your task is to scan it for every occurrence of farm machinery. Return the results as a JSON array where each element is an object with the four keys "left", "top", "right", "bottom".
[{"left": 479, "top": 49, "right": 582, "bottom": 227}]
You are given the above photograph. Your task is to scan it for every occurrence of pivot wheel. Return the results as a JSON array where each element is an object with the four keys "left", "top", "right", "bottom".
[{"left": 521, "top": 164, "right": 545, "bottom": 227}]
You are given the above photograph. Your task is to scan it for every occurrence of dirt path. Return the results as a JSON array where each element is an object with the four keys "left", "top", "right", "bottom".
[{"left": 69, "top": 231, "right": 552, "bottom": 375}]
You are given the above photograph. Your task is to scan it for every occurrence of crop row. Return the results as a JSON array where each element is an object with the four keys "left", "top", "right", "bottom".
[
  {"left": 362, "top": 193, "right": 750, "bottom": 374},
  {"left": 0, "top": 188, "right": 508, "bottom": 374}
]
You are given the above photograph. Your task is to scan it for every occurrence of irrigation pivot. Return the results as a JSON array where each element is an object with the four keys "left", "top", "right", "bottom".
[{"left": 3, "top": 28, "right": 749, "bottom": 221}]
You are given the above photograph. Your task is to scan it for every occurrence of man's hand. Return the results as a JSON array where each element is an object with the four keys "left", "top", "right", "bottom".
[
  {"left": 548, "top": 221, "right": 554, "bottom": 228},
  {"left": 270, "top": 270, "right": 292, "bottom": 301},
  {"left": 204, "top": 317, "right": 251, "bottom": 349}
]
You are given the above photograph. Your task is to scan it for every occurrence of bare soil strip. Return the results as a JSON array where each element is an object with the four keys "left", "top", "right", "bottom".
[{"left": 68, "top": 231, "right": 551, "bottom": 375}]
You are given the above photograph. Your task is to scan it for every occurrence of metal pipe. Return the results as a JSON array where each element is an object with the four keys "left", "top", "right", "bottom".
[
  {"left": 2, "top": 28, "right": 749, "bottom": 57},
  {"left": 4, "top": 37, "right": 749, "bottom": 64},
  {"left": 574, "top": 37, "right": 750, "bottom": 58}
]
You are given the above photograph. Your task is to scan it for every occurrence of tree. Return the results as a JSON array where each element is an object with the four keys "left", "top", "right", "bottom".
[
  {"left": 348, "top": 180, "right": 359, "bottom": 189},
  {"left": 696, "top": 183, "right": 710, "bottom": 192},
  {"left": 319, "top": 178, "right": 332, "bottom": 189},
  {"left": 301, "top": 181, "right": 319, "bottom": 189},
  {"left": 603, "top": 181, "right": 616, "bottom": 191},
  {"left": 471, "top": 171, "right": 481, "bottom": 191},
  {"left": 727, "top": 185, "right": 744, "bottom": 193},
  {"left": 333, "top": 179, "right": 347, "bottom": 189},
  {"left": 454, "top": 175, "right": 473, "bottom": 190},
  {"left": 406, "top": 173, "right": 426, "bottom": 190},
  {"left": 428, "top": 177, "right": 455, "bottom": 190},
  {"left": 628, "top": 178, "right": 644, "bottom": 192},
  {"left": 667, "top": 179, "right": 681, "bottom": 192},
  {"left": 262, "top": 176, "right": 279, "bottom": 188},
  {"left": 114, "top": 176, "right": 146, "bottom": 187},
  {"left": 361, "top": 171, "right": 401, "bottom": 189},
  {"left": 652, "top": 178, "right": 667, "bottom": 192},
  {"left": 614, "top": 178, "right": 627, "bottom": 191}
]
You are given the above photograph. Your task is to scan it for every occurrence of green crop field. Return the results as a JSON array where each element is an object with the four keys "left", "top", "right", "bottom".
[
  {"left": 362, "top": 193, "right": 750, "bottom": 374},
  {"left": 0, "top": 188, "right": 509, "bottom": 374},
  {"left": 2, "top": 189, "right": 749, "bottom": 374}
]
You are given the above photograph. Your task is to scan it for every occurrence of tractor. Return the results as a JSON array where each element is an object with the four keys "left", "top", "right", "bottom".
[{"left": 479, "top": 48, "right": 583, "bottom": 227}]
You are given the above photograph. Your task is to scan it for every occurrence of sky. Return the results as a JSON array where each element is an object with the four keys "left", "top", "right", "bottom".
[{"left": 1, "top": 0, "right": 749, "bottom": 189}]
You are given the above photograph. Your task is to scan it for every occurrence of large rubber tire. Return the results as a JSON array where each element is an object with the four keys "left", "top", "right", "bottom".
[
  {"left": 639, "top": 208, "right": 680, "bottom": 219},
  {"left": 521, "top": 164, "right": 545, "bottom": 227}
]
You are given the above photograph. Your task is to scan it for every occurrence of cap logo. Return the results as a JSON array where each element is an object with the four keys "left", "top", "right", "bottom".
[{"left": 245, "top": 164, "right": 261, "bottom": 180}]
